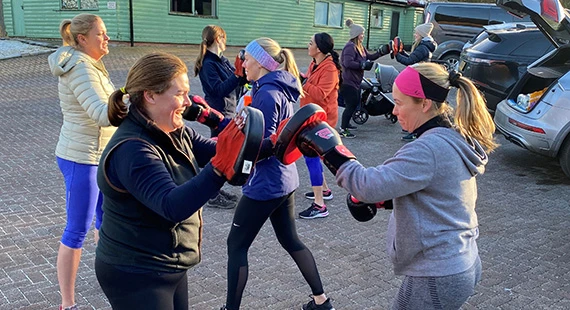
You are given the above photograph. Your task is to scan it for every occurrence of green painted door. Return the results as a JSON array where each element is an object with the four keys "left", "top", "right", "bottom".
[{"left": 11, "top": 0, "right": 25, "bottom": 36}]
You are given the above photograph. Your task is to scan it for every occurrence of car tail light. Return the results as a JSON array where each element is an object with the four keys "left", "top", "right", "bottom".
[{"left": 508, "top": 118, "right": 546, "bottom": 134}]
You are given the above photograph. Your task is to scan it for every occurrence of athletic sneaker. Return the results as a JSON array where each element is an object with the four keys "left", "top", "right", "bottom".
[
  {"left": 299, "top": 203, "right": 329, "bottom": 219},
  {"left": 59, "top": 305, "right": 78, "bottom": 310},
  {"left": 219, "top": 189, "right": 239, "bottom": 202},
  {"left": 207, "top": 193, "right": 236, "bottom": 209},
  {"left": 302, "top": 297, "right": 335, "bottom": 310},
  {"left": 304, "top": 189, "right": 333, "bottom": 200},
  {"left": 339, "top": 129, "right": 355, "bottom": 139}
]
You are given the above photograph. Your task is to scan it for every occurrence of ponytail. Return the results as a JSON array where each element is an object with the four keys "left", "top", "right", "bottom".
[
  {"left": 107, "top": 89, "right": 129, "bottom": 126},
  {"left": 280, "top": 48, "right": 303, "bottom": 95}
]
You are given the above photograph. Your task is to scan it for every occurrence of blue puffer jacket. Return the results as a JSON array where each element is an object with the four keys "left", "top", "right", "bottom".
[
  {"left": 243, "top": 70, "right": 300, "bottom": 201},
  {"left": 396, "top": 37, "right": 437, "bottom": 66}
]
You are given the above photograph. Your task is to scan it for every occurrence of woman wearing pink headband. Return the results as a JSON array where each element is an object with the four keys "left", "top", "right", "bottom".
[
  {"left": 220, "top": 37, "right": 334, "bottom": 310},
  {"left": 295, "top": 62, "right": 497, "bottom": 309}
]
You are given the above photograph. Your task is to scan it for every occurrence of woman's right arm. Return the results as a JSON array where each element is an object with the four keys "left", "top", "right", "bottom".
[
  {"left": 199, "top": 61, "right": 240, "bottom": 98},
  {"left": 106, "top": 140, "right": 225, "bottom": 222},
  {"left": 68, "top": 62, "right": 113, "bottom": 127}
]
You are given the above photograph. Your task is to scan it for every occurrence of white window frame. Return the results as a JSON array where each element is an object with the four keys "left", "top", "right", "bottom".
[
  {"left": 371, "top": 8, "right": 384, "bottom": 28},
  {"left": 170, "top": 0, "right": 217, "bottom": 17},
  {"left": 314, "top": 1, "right": 343, "bottom": 28},
  {"left": 61, "top": 0, "right": 99, "bottom": 10}
]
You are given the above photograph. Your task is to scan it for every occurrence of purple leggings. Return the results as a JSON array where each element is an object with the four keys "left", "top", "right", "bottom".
[
  {"left": 304, "top": 155, "right": 323, "bottom": 186},
  {"left": 57, "top": 157, "right": 103, "bottom": 249}
]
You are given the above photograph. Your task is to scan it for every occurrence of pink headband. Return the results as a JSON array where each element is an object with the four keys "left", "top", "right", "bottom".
[
  {"left": 245, "top": 40, "right": 281, "bottom": 71},
  {"left": 394, "top": 66, "right": 449, "bottom": 102}
]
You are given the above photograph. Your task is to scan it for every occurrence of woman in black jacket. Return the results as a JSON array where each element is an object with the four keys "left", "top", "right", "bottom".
[{"left": 194, "top": 25, "right": 246, "bottom": 208}]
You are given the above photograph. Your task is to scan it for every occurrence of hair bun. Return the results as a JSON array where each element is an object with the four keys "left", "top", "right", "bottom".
[{"left": 345, "top": 18, "right": 354, "bottom": 27}]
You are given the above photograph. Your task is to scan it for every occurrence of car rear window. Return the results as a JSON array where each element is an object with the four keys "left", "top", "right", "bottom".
[{"left": 434, "top": 6, "right": 489, "bottom": 27}]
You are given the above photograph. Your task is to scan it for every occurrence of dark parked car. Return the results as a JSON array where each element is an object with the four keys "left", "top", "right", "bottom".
[
  {"left": 424, "top": 1, "right": 530, "bottom": 70},
  {"left": 459, "top": 23, "right": 554, "bottom": 112}
]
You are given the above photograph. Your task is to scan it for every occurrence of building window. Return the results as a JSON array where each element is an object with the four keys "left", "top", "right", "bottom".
[
  {"left": 372, "top": 9, "right": 384, "bottom": 28},
  {"left": 61, "top": 0, "right": 98, "bottom": 10},
  {"left": 171, "top": 0, "right": 216, "bottom": 16},
  {"left": 315, "top": 2, "right": 343, "bottom": 27}
]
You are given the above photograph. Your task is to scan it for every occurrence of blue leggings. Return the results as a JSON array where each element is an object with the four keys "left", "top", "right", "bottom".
[
  {"left": 57, "top": 157, "right": 103, "bottom": 249},
  {"left": 391, "top": 256, "right": 482, "bottom": 310},
  {"left": 304, "top": 155, "right": 323, "bottom": 186}
]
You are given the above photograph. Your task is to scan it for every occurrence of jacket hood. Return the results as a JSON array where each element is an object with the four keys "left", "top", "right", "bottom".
[
  {"left": 430, "top": 128, "right": 488, "bottom": 176},
  {"left": 48, "top": 46, "right": 98, "bottom": 77},
  {"left": 253, "top": 70, "right": 301, "bottom": 103},
  {"left": 421, "top": 37, "right": 437, "bottom": 53}
]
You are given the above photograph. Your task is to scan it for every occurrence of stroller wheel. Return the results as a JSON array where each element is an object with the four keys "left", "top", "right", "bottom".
[
  {"left": 352, "top": 110, "right": 369, "bottom": 125},
  {"left": 384, "top": 114, "right": 390, "bottom": 119}
]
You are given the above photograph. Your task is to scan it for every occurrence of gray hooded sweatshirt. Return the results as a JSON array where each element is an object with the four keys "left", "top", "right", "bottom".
[{"left": 337, "top": 127, "right": 487, "bottom": 277}]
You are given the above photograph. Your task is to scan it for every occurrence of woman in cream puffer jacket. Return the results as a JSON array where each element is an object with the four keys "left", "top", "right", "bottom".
[{"left": 47, "top": 13, "right": 116, "bottom": 310}]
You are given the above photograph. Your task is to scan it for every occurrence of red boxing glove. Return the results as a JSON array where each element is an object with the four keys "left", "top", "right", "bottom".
[
  {"left": 211, "top": 120, "right": 246, "bottom": 182},
  {"left": 234, "top": 50, "right": 245, "bottom": 77},
  {"left": 182, "top": 95, "right": 225, "bottom": 129}
]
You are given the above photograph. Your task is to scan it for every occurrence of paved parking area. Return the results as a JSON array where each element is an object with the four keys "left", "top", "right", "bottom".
[{"left": 1, "top": 41, "right": 569, "bottom": 310}]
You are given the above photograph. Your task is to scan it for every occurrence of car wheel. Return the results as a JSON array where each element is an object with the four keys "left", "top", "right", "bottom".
[
  {"left": 559, "top": 138, "right": 570, "bottom": 179},
  {"left": 441, "top": 54, "right": 460, "bottom": 72}
]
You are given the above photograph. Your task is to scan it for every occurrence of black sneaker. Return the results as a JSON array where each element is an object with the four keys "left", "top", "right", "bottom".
[
  {"left": 302, "top": 297, "right": 335, "bottom": 310},
  {"left": 299, "top": 203, "right": 329, "bottom": 219},
  {"left": 304, "top": 190, "right": 333, "bottom": 200},
  {"left": 339, "top": 129, "right": 355, "bottom": 139},
  {"left": 207, "top": 193, "right": 236, "bottom": 209},
  {"left": 401, "top": 132, "right": 417, "bottom": 142},
  {"left": 219, "top": 189, "right": 239, "bottom": 202}
]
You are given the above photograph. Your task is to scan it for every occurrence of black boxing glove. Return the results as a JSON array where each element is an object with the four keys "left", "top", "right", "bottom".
[
  {"left": 360, "top": 60, "right": 374, "bottom": 71},
  {"left": 182, "top": 95, "right": 225, "bottom": 129},
  {"left": 378, "top": 43, "right": 391, "bottom": 56},
  {"left": 296, "top": 122, "right": 356, "bottom": 175},
  {"left": 346, "top": 194, "right": 378, "bottom": 222}
]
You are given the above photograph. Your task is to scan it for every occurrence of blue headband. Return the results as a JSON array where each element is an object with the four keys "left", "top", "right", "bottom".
[{"left": 245, "top": 40, "right": 281, "bottom": 71}]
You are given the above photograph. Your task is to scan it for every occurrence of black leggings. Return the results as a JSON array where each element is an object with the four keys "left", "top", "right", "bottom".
[
  {"left": 340, "top": 84, "right": 361, "bottom": 129},
  {"left": 95, "top": 258, "right": 188, "bottom": 310},
  {"left": 224, "top": 193, "right": 325, "bottom": 310}
]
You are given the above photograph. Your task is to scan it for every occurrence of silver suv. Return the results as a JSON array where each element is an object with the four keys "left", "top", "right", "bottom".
[
  {"left": 424, "top": 2, "right": 530, "bottom": 70},
  {"left": 494, "top": 0, "right": 570, "bottom": 178}
]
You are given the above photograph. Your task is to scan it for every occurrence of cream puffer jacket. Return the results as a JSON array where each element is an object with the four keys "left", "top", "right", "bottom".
[{"left": 48, "top": 46, "right": 116, "bottom": 165}]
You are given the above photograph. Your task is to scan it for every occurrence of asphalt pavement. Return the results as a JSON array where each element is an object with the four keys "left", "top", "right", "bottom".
[{"left": 0, "top": 40, "right": 569, "bottom": 310}]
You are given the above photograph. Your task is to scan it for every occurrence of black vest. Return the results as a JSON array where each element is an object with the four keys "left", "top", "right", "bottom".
[{"left": 96, "top": 107, "right": 203, "bottom": 272}]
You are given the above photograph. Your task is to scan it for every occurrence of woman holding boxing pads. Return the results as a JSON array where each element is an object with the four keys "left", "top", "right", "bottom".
[
  {"left": 220, "top": 37, "right": 334, "bottom": 310},
  {"left": 294, "top": 62, "right": 496, "bottom": 309},
  {"left": 94, "top": 52, "right": 262, "bottom": 309}
]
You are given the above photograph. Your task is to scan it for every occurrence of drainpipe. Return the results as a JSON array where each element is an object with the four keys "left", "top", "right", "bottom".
[
  {"left": 366, "top": 1, "right": 373, "bottom": 50},
  {"left": 129, "top": 0, "right": 134, "bottom": 46}
]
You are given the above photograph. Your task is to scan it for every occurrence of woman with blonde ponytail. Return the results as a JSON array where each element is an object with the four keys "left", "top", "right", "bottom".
[
  {"left": 330, "top": 62, "right": 495, "bottom": 309},
  {"left": 47, "top": 13, "right": 116, "bottom": 310},
  {"left": 220, "top": 37, "right": 335, "bottom": 310}
]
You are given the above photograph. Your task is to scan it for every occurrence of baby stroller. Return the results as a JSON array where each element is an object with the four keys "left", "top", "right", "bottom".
[{"left": 352, "top": 63, "right": 399, "bottom": 125}]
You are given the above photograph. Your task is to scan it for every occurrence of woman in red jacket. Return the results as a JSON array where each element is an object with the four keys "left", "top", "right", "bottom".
[{"left": 298, "top": 32, "right": 342, "bottom": 219}]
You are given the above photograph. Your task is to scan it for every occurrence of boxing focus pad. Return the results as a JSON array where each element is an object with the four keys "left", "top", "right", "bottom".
[
  {"left": 296, "top": 122, "right": 356, "bottom": 175},
  {"left": 346, "top": 194, "right": 378, "bottom": 222},
  {"left": 211, "top": 106, "right": 264, "bottom": 186},
  {"left": 274, "top": 104, "right": 328, "bottom": 165},
  {"left": 182, "top": 95, "right": 225, "bottom": 129}
]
